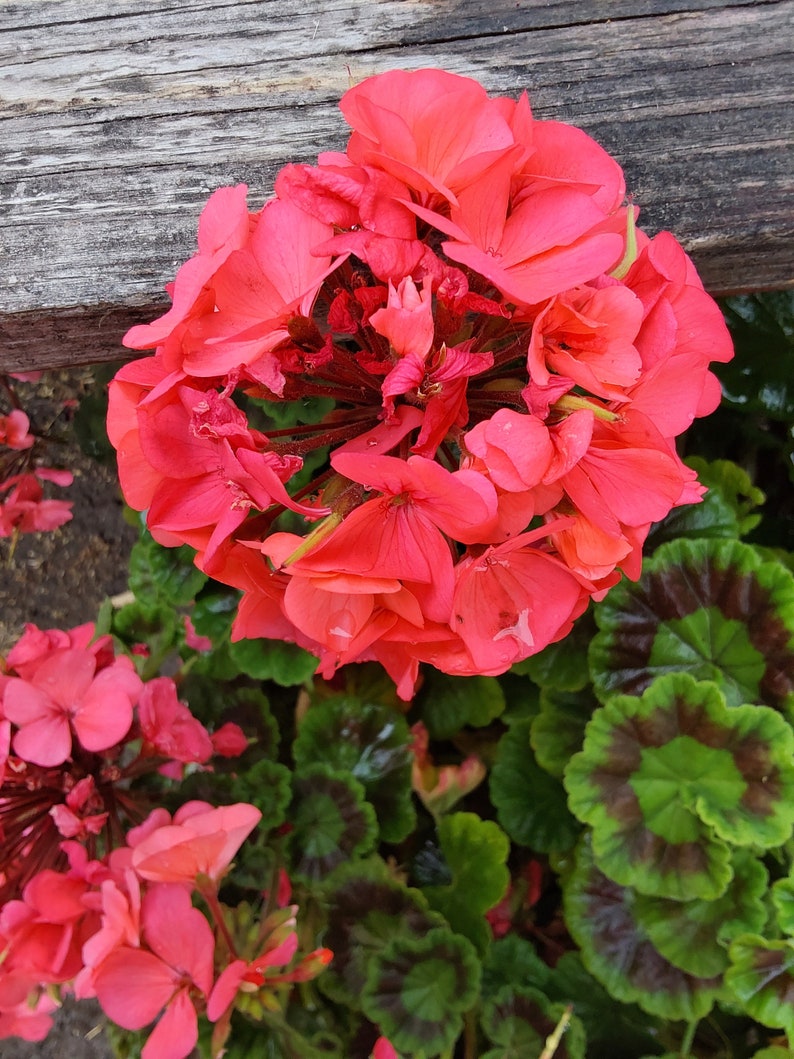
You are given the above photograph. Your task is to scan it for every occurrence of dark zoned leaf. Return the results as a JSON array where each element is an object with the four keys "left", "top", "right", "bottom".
[{"left": 590, "top": 538, "right": 794, "bottom": 714}]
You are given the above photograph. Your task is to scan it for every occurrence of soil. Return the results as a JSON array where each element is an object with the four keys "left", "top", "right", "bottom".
[{"left": 1, "top": 368, "right": 135, "bottom": 1058}]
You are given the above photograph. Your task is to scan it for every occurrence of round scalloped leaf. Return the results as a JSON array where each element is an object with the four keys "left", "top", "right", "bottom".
[
  {"left": 482, "top": 936, "right": 552, "bottom": 999},
  {"left": 563, "top": 836, "right": 722, "bottom": 1021},
  {"left": 726, "top": 934, "right": 794, "bottom": 1039},
  {"left": 632, "top": 850, "right": 769, "bottom": 978},
  {"left": 531, "top": 688, "right": 598, "bottom": 779},
  {"left": 649, "top": 457, "right": 765, "bottom": 546},
  {"left": 492, "top": 720, "right": 581, "bottom": 853},
  {"left": 293, "top": 696, "right": 415, "bottom": 843},
  {"left": 128, "top": 533, "right": 208, "bottom": 611},
  {"left": 229, "top": 636, "right": 318, "bottom": 686},
  {"left": 564, "top": 673, "right": 794, "bottom": 900},
  {"left": 361, "top": 926, "right": 481, "bottom": 1057},
  {"left": 287, "top": 764, "right": 378, "bottom": 883},
  {"left": 772, "top": 877, "right": 794, "bottom": 935},
  {"left": 589, "top": 538, "right": 794, "bottom": 713},
  {"left": 480, "top": 985, "right": 586, "bottom": 1059},
  {"left": 233, "top": 758, "right": 292, "bottom": 833},
  {"left": 544, "top": 953, "right": 663, "bottom": 1059},
  {"left": 417, "top": 671, "right": 506, "bottom": 739},
  {"left": 320, "top": 858, "right": 448, "bottom": 1007},
  {"left": 422, "top": 812, "right": 510, "bottom": 953}
]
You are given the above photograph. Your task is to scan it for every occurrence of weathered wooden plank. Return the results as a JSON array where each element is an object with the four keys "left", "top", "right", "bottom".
[{"left": 1, "top": 0, "right": 792, "bottom": 372}]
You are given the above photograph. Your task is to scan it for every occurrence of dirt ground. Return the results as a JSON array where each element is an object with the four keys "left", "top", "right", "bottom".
[{"left": 1, "top": 369, "right": 135, "bottom": 1058}]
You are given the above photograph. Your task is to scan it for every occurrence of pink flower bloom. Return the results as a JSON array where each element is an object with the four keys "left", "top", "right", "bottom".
[
  {"left": 0, "top": 471, "right": 73, "bottom": 537},
  {"left": 107, "top": 68, "right": 732, "bottom": 697},
  {"left": 92, "top": 884, "right": 214, "bottom": 1059},
  {"left": 4, "top": 649, "right": 141, "bottom": 767},
  {"left": 210, "top": 722, "right": 249, "bottom": 758},
  {"left": 131, "top": 802, "right": 261, "bottom": 886},
  {"left": 137, "top": 677, "right": 213, "bottom": 765},
  {"left": 0, "top": 410, "right": 34, "bottom": 450}
]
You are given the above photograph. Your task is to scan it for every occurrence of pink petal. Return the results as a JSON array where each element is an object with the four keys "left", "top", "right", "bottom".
[
  {"left": 94, "top": 948, "right": 177, "bottom": 1029},
  {"left": 142, "top": 988, "right": 198, "bottom": 1059}
]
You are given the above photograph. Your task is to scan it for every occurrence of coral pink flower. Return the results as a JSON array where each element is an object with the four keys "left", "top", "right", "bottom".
[
  {"left": 0, "top": 973, "right": 58, "bottom": 1042},
  {"left": 0, "top": 471, "right": 73, "bottom": 537},
  {"left": 341, "top": 68, "right": 521, "bottom": 206},
  {"left": 131, "top": 802, "right": 261, "bottom": 885},
  {"left": 124, "top": 183, "right": 252, "bottom": 352},
  {"left": 0, "top": 410, "right": 34, "bottom": 450},
  {"left": 4, "top": 649, "right": 141, "bottom": 767},
  {"left": 137, "top": 677, "right": 213, "bottom": 765},
  {"left": 108, "top": 67, "right": 732, "bottom": 697},
  {"left": 92, "top": 883, "right": 214, "bottom": 1059}
]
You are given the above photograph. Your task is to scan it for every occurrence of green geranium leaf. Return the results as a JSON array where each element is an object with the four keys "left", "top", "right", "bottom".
[
  {"left": 229, "top": 637, "right": 317, "bottom": 686},
  {"left": 751, "top": 1049, "right": 794, "bottom": 1059},
  {"left": 726, "top": 934, "right": 794, "bottom": 1039},
  {"left": 531, "top": 688, "right": 597, "bottom": 779},
  {"left": 112, "top": 600, "right": 178, "bottom": 664},
  {"left": 512, "top": 613, "right": 593, "bottom": 691},
  {"left": 417, "top": 670, "right": 505, "bottom": 739},
  {"left": 422, "top": 812, "right": 510, "bottom": 953},
  {"left": 545, "top": 953, "right": 663, "bottom": 1059},
  {"left": 565, "top": 674, "right": 794, "bottom": 900},
  {"left": 632, "top": 850, "right": 769, "bottom": 978},
  {"left": 361, "top": 926, "right": 481, "bottom": 1057},
  {"left": 480, "top": 985, "right": 586, "bottom": 1059},
  {"left": 128, "top": 532, "right": 207, "bottom": 610},
  {"left": 589, "top": 538, "right": 794, "bottom": 713},
  {"left": 288, "top": 764, "right": 377, "bottom": 884},
  {"left": 482, "top": 935, "right": 552, "bottom": 998},
  {"left": 563, "top": 836, "right": 722, "bottom": 1021},
  {"left": 649, "top": 457, "right": 765, "bottom": 546},
  {"left": 492, "top": 720, "right": 581, "bottom": 854},
  {"left": 320, "top": 858, "right": 448, "bottom": 1008},
  {"left": 772, "top": 877, "right": 794, "bottom": 936},
  {"left": 293, "top": 696, "right": 415, "bottom": 843},
  {"left": 721, "top": 292, "right": 794, "bottom": 424},
  {"left": 233, "top": 759, "right": 292, "bottom": 833}
]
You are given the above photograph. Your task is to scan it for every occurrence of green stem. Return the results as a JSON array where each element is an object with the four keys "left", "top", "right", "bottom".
[
  {"left": 463, "top": 1008, "right": 478, "bottom": 1059},
  {"left": 679, "top": 1019, "right": 698, "bottom": 1057},
  {"left": 539, "top": 1004, "right": 573, "bottom": 1059}
]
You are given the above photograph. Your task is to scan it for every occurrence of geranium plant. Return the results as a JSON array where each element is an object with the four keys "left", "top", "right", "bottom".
[{"left": 2, "top": 67, "right": 794, "bottom": 1059}]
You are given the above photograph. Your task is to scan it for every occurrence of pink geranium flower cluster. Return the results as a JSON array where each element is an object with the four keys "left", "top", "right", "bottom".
[
  {"left": 0, "top": 400, "right": 73, "bottom": 539},
  {"left": 0, "top": 621, "right": 246, "bottom": 901},
  {"left": 109, "top": 68, "right": 732, "bottom": 699},
  {"left": 0, "top": 622, "right": 329, "bottom": 1056}
]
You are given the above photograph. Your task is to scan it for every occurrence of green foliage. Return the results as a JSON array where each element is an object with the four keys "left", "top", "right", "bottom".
[
  {"left": 287, "top": 764, "right": 378, "bottom": 883},
  {"left": 421, "top": 812, "right": 510, "bottom": 952},
  {"left": 491, "top": 719, "right": 581, "bottom": 853},
  {"left": 589, "top": 537, "right": 794, "bottom": 713},
  {"left": 726, "top": 935, "right": 794, "bottom": 1040},
  {"left": 416, "top": 670, "right": 506, "bottom": 739},
  {"left": 128, "top": 530, "right": 208, "bottom": 611},
  {"left": 565, "top": 673, "right": 794, "bottom": 900},
  {"left": 480, "top": 985, "right": 586, "bottom": 1058},
  {"left": 360, "top": 926, "right": 481, "bottom": 1056},
  {"left": 563, "top": 836, "right": 723, "bottom": 1021},
  {"left": 229, "top": 637, "right": 318, "bottom": 686},
  {"left": 293, "top": 695, "right": 415, "bottom": 842}
]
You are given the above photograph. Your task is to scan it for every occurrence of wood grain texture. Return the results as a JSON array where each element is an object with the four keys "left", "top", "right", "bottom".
[{"left": 1, "top": 0, "right": 792, "bottom": 371}]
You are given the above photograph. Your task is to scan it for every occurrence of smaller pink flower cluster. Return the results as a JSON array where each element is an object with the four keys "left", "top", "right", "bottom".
[
  {"left": 0, "top": 622, "right": 329, "bottom": 1056},
  {"left": 109, "top": 68, "right": 733, "bottom": 699},
  {"left": 0, "top": 402, "right": 73, "bottom": 539},
  {"left": 0, "top": 621, "right": 247, "bottom": 900},
  {"left": 0, "top": 801, "right": 330, "bottom": 1057}
]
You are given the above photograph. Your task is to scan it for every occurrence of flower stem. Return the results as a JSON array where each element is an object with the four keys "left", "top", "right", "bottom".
[{"left": 539, "top": 1004, "right": 573, "bottom": 1059}]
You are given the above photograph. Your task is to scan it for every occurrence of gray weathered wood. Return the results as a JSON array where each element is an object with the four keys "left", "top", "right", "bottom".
[{"left": 1, "top": 0, "right": 792, "bottom": 372}]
